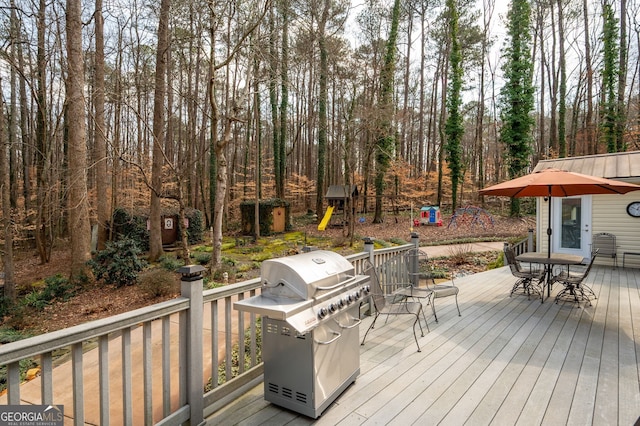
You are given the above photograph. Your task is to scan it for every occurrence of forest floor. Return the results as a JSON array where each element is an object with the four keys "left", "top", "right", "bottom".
[{"left": 2, "top": 212, "right": 535, "bottom": 338}]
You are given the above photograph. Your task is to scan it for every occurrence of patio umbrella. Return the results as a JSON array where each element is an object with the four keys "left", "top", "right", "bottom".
[{"left": 479, "top": 168, "right": 640, "bottom": 259}]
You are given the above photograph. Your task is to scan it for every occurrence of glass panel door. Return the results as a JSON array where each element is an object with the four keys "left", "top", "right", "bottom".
[{"left": 553, "top": 195, "right": 592, "bottom": 259}]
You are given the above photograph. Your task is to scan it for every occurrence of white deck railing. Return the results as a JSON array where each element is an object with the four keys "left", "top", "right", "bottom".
[{"left": 0, "top": 241, "right": 415, "bottom": 425}]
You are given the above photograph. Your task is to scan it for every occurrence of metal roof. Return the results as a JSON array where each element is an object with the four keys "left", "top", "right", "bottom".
[
  {"left": 324, "top": 185, "right": 359, "bottom": 199},
  {"left": 533, "top": 151, "right": 640, "bottom": 180}
]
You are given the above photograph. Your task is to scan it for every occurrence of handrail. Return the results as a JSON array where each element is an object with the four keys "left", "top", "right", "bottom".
[{"left": 0, "top": 242, "right": 418, "bottom": 424}]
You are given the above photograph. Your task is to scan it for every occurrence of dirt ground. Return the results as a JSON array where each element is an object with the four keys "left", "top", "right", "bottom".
[{"left": 4, "top": 213, "right": 534, "bottom": 336}]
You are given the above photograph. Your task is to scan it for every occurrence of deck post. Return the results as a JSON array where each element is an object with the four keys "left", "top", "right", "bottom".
[
  {"left": 363, "top": 237, "right": 374, "bottom": 264},
  {"left": 410, "top": 232, "right": 419, "bottom": 249},
  {"left": 410, "top": 232, "right": 420, "bottom": 285},
  {"left": 178, "top": 265, "right": 206, "bottom": 425}
]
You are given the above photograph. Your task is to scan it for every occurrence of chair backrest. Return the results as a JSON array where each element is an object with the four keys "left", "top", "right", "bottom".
[
  {"left": 503, "top": 244, "right": 524, "bottom": 274},
  {"left": 592, "top": 233, "right": 616, "bottom": 258},
  {"left": 404, "top": 248, "right": 431, "bottom": 287},
  {"left": 581, "top": 249, "right": 599, "bottom": 280},
  {"left": 364, "top": 260, "right": 386, "bottom": 312}
]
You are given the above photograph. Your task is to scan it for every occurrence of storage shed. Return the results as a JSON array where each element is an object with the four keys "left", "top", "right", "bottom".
[{"left": 240, "top": 199, "right": 291, "bottom": 235}]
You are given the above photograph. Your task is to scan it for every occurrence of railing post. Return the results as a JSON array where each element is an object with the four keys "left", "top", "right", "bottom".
[
  {"left": 528, "top": 228, "right": 534, "bottom": 252},
  {"left": 410, "top": 231, "right": 419, "bottom": 249},
  {"left": 504, "top": 242, "right": 510, "bottom": 264},
  {"left": 363, "top": 237, "right": 374, "bottom": 265},
  {"left": 362, "top": 237, "right": 375, "bottom": 316},
  {"left": 410, "top": 232, "right": 420, "bottom": 286},
  {"left": 179, "top": 265, "right": 205, "bottom": 425}
]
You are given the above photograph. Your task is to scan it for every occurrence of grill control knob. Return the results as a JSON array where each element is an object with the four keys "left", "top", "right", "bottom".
[
  {"left": 318, "top": 307, "right": 328, "bottom": 319},
  {"left": 354, "top": 290, "right": 362, "bottom": 300},
  {"left": 363, "top": 285, "right": 371, "bottom": 294},
  {"left": 337, "top": 299, "right": 345, "bottom": 309},
  {"left": 328, "top": 303, "right": 337, "bottom": 313},
  {"left": 346, "top": 294, "right": 354, "bottom": 304}
]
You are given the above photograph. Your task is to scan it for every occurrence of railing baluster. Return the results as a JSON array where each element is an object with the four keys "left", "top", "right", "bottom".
[
  {"left": 238, "top": 293, "right": 245, "bottom": 375},
  {"left": 143, "top": 321, "right": 152, "bottom": 424},
  {"left": 162, "top": 316, "right": 171, "bottom": 417},
  {"left": 225, "top": 297, "right": 232, "bottom": 381},
  {"left": 98, "top": 335, "right": 109, "bottom": 425},
  {"left": 250, "top": 289, "right": 257, "bottom": 367},
  {"left": 122, "top": 328, "right": 132, "bottom": 425},
  {"left": 211, "top": 300, "right": 219, "bottom": 388},
  {"left": 71, "top": 342, "right": 84, "bottom": 423},
  {"left": 7, "top": 361, "right": 20, "bottom": 404},
  {"left": 40, "top": 352, "right": 53, "bottom": 404}
]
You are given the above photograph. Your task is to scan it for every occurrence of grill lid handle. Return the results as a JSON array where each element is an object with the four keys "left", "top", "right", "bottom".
[
  {"left": 263, "top": 278, "right": 307, "bottom": 299},
  {"left": 316, "top": 275, "right": 356, "bottom": 291}
]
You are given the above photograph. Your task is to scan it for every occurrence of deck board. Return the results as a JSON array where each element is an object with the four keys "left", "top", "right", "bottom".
[{"left": 207, "top": 266, "right": 640, "bottom": 426}]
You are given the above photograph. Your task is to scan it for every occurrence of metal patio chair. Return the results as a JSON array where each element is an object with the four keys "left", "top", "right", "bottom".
[
  {"left": 503, "top": 244, "right": 545, "bottom": 301},
  {"left": 592, "top": 232, "right": 618, "bottom": 268},
  {"left": 552, "top": 250, "right": 598, "bottom": 306},
  {"left": 361, "top": 259, "right": 426, "bottom": 352},
  {"left": 402, "top": 248, "right": 460, "bottom": 323}
]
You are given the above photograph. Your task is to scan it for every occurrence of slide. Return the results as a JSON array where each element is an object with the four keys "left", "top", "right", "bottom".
[{"left": 317, "top": 206, "right": 335, "bottom": 231}]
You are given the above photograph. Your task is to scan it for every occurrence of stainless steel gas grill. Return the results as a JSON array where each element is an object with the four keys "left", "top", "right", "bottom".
[{"left": 234, "top": 250, "right": 370, "bottom": 418}]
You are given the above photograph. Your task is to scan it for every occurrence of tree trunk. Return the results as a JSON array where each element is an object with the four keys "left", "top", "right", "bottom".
[
  {"left": 557, "top": 0, "right": 566, "bottom": 157},
  {"left": 149, "top": 0, "right": 171, "bottom": 262},
  {"left": 66, "top": 0, "right": 92, "bottom": 281},
  {"left": 583, "top": 0, "right": 594, "bottom": 154},
  {"left": 35, "top": 0, "right": 51, "bottom": 264},
  {"left": 94, "top": 0, "right": 109, "bottom": 251},
  {"left": 316, "top": 5, "right": 329, "bottom": 220},
  {"left": 616, "top": 0, "right": 627, "bottom": 151},
  {"left": 0, "top": 78, "right": 16, "bottom": 302}
]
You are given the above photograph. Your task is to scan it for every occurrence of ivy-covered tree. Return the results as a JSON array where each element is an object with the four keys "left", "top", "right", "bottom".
[
  {"left": 374, "top": 0, "right": 401, "bottom": 224},
  {"left": 444, "top": 0, "right": 463, "bottom": 211},
  {"left": 601, "top": 1, "right": 619, "bottom": 153},
  {"left": 499, "top": 0, "right": 535, "bottom": 216}
]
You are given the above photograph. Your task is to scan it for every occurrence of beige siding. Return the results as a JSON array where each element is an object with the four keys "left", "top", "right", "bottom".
[
  {"left": 591, "top": 193, "right": 640, "bottom": 268},
  {"left": 536, "top": 193, "right": 640, "bottom": 268}
]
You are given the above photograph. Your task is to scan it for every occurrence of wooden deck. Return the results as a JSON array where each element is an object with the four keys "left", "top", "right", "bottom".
[{"left": 208, "top": 265, "right": 640, "bottom": 425}]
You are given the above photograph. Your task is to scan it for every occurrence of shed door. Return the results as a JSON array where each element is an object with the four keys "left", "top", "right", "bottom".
[
  {"left": 553, "top": 195, "right": 592, "bottom": 260},
  {"left": 272, "top": 207, "right": 286, "bottom": 232}
]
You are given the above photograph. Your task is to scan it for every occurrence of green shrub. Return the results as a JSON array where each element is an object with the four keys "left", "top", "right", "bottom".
[
  {"left": 110, "top": 208, "right": 150, "bottom": 251},
  {"left": 487, "top": 251, "right": 505, "bottom": 270},
  {"left": 159, "top": 255, "right": 185, "bottom": 271},
  {"left": 0, "top": 327, "right": 32, "bottom": 344},
  {"left": 192, "top": 252, "right": 212, "bottom": 266},
  {"left": 138, "top": 268, "right": 179, "bottom": 297},
  {"left": 89, "top": 238, "right": 147, "bottom": 287},
  {"left": 182, "top": 209, "right": 205, "bottom": 244},
  {"left": 40, "top": 274, "right": 76, "bottom": 302},
  {"left": 20, "top": 274, "right": 76, "bottom": 311}
]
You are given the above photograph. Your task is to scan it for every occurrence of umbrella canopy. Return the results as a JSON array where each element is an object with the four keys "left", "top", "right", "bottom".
[
  {"left": 478, "top": 168, "right": 640, "bottom": 198},
  {"left": 480, "top": 167, "right": 640, "bottom": 264}
]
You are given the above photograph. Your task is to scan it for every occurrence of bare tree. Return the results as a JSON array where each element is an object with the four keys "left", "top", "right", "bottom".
[
  {"left": 66, "top": 0, "right": 92, "bottom": 280},
  {"left": 149, "top": 0, "right": 172, "bottom": 262},
  {"left": 1, "top": 79, "right": 16, "bottom": 302},
  {"left": 94, "top": 0, "right": 109, "bottom": 251},
  {"left": 209, "top": 0, "right": 270, "bottom": 268}
]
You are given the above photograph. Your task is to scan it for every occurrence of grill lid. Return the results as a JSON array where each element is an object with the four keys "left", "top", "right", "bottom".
[
  {"left": 261, "top": 250, "right": 355, "bottom": 300},
  {"left": 234, "top": 250, "right": 369, "bottom": 333}
]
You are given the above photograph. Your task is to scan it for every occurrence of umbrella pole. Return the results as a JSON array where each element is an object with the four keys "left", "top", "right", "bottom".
[{"left": 547, "top": 194, "right": 552, "bottom": 297}]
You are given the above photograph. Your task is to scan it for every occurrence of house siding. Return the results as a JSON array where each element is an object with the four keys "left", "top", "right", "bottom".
[
  {"left": 536, "top": 193, "right": 640, "bottom": 268},
  {"left": 532, "top": 151, "right": 640, "bottom": 269},
  {"left": 591, "top": 193, "right": 640, "bottom": 268}
]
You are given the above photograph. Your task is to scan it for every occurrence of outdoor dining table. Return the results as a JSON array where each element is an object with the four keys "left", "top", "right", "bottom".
[{"left": 516, "top": 252, "right": 584, "bottom": 300}]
